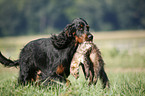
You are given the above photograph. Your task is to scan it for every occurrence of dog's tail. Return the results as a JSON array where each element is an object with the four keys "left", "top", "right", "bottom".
[{"left": 0, "top": 52, "right": 19, "bottom": 67}]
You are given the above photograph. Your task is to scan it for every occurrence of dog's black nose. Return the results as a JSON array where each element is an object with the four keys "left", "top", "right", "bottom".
[{"left": 88, "top": 34, "right": 93, "bottom": 40}]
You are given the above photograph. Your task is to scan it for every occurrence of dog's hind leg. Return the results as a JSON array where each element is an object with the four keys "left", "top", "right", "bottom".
[
  {"left": 18, "top": 64, "right": 29, "bottom": 85},
  {"left": 18, "top": 59, "right": 38, "bottom": 85}
]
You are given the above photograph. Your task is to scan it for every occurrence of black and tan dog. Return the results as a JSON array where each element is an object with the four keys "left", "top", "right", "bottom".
[
  {"left": 70, "top": 41, "right": 109, "bottom": 88},
  {"left": 0, "top": 18, "right": 93, "bottom": 85}
]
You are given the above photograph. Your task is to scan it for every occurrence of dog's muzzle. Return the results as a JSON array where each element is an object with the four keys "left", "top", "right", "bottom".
[{"left": 87, "top": 33, "right": 93, "bottom": 41}]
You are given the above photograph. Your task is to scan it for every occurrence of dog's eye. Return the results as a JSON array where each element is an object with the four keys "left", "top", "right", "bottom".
[
  {"left": 78, "top": 25, "right": 84, "bottom": 30},
  {"left": 78, "top": 27, "right": 83, "bottom": 31}
]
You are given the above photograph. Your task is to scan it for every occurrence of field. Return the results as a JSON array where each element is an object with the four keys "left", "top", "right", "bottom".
[{"left": 0, "top": 30, "right": 145, "bottom": 96}]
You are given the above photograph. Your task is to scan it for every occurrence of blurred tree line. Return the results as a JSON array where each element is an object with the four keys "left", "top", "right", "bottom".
[{"left": 0, "top": 0, "right": 145, "bottom": 36}]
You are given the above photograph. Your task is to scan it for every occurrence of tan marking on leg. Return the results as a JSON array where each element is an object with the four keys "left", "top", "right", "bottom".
[{"left": 56, "top": 64, "right": 65, "bottom": 75}]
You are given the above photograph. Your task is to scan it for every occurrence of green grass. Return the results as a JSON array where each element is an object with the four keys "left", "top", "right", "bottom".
[
  {"left": 102, "top": 48, "right": 145, "bottom": 69},
  {"left": 0, "top": 72, "right": 145, "bottom": 96},
  {"left": 0, "top": 30, "right": 145, "bottom": 96}
]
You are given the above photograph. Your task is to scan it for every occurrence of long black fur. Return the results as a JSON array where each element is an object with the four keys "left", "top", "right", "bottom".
[
  {"left": 0, "top": 18, "right": 93, "bottom": 85},
  {"left": 0, "top": 52, "right": 19, "bottom": 67}
]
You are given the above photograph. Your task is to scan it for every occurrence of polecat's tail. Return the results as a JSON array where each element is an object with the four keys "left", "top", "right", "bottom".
[
  {"left": 0, "top": 52, "right": 19, "bottom": 67},
  {"left": 99, "top": 67, "right": 110, "bottom": 89}
]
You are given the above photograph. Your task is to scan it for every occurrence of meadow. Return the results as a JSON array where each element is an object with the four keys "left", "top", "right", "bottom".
[{"left": 0, "top": 30, "right": 145, "bottom": 96}]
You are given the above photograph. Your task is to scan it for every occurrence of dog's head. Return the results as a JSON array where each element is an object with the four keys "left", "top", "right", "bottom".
[
  {"left": 66, "top": 18, "right": 93, "bottom": 43},
  {"left": 51, "top": 18, "right": 93, "bottom": 49}
]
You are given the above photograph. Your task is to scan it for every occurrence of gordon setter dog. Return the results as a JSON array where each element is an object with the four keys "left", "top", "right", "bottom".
[{"left": 0, "top": 18, "right": 93, "bottom": 85}]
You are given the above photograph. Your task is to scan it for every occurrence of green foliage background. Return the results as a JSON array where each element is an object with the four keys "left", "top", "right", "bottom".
[{"left": 0, "top": 0, "right": 145, "bottom": 36}]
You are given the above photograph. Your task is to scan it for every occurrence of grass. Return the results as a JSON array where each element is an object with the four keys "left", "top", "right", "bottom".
[
  {"left": 0, "top": 72, "right": 145, "bottom": 96},
  {"left": 0, "top": 30, "right": 145, "bottom": 96}
]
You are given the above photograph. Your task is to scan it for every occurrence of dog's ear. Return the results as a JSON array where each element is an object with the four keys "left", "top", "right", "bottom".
[{"left": 65, "top": 24, "right": 76, "bottom": 37}]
